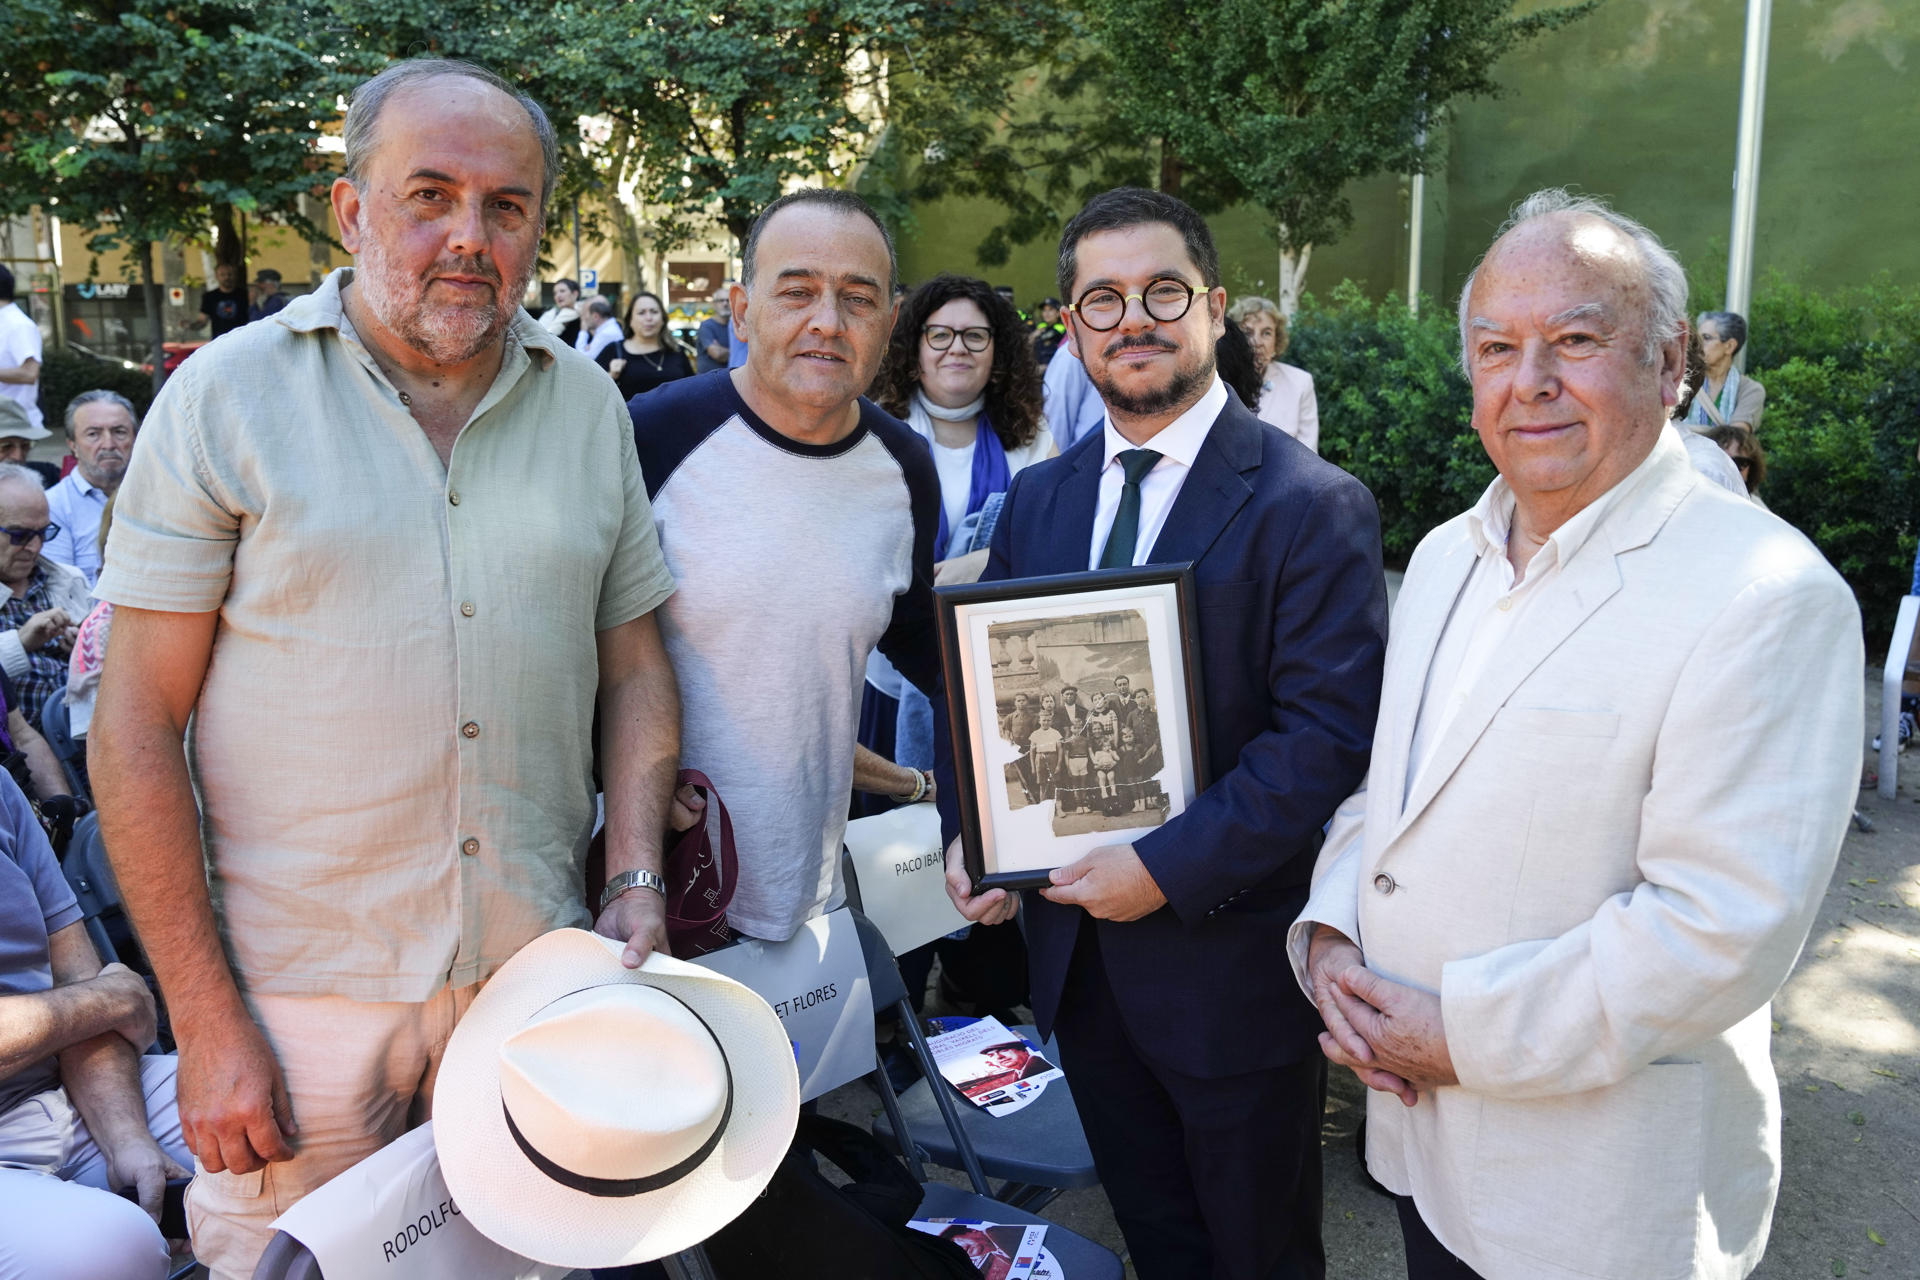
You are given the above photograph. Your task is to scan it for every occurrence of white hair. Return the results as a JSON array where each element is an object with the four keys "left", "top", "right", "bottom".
[{"left": 1456, "top": 188, "right": 1688, "bottom": 376}]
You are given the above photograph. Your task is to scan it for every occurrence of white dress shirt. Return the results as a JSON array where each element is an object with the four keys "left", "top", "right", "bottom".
[
  {"left": 1404, "top": 441, "right": 1663, "bottom": 800},
  {"left": 1086, "top": 376, "right": 1229, "bottom": 570},
  {"left": 577, "top": 319, "right": 624, "bottom": 362}
]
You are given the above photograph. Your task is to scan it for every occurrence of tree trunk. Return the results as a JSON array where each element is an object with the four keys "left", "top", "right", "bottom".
[
  {"left": 138, "top": 239, "right": 166, "bottom": 394},
  {"left": 212, "top": 202, "right": 248, "bottom": 293},
  {"left": 1158, "top": 137, "right": 1183, "bottom": 197},
  {"left": 1277, "top": 241, "right": 1313, "bottom": 320},
  {"left": 300, "top": 192, "right": 333, "bottom": 287}
]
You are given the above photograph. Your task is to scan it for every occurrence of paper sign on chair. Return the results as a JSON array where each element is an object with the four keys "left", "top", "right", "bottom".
[
  {"left": 269, "top": 1123, "right": 566, "bottom": 1280},
  {"left": 843, "top": 803, "right": 970, "bottom": 955},
  {"left": 693, "top": 907, "right": 876, "bottom": 1103}
]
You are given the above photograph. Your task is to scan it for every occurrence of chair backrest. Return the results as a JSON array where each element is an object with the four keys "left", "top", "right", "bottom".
[
  {"left": 37, "top": 683, "right": 90, "bottom": 799},
  {"left": 61, "top": 812, "right": 119, "bottom": 961}
]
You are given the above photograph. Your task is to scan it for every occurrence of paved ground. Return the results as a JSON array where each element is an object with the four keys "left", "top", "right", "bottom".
[{"left": 821, "top": 662, "right": 1919, "bottom": 1279}]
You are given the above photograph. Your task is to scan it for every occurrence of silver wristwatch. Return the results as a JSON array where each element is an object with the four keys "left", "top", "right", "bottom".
[{"left": 598, "top": 867, "right": 668, "bottom": 913}]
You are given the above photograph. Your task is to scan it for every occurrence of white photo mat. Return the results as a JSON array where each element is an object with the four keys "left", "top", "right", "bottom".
[{"left": 953, "top": 578, "right": 1199, "bottom": 879}]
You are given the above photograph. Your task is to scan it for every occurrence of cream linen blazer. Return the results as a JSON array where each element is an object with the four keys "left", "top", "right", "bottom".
[{"left": 1289, "top": 432, "right": 1862, "bottom": 1280}]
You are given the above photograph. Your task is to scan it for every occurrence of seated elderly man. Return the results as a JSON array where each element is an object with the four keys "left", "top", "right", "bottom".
[
  {"left": 0, "top": 463, "right": 90, "bottom": 729},
  {"left": 1, "top": 769, "right": 190, "bottom": 1280}
]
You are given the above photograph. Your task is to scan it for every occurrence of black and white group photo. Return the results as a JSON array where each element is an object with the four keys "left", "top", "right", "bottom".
[{"left": 988, "top": 611, "right": 1168, "bottom": 837}]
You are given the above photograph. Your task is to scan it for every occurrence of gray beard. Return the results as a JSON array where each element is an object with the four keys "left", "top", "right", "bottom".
[{"left": 352, "top": 235, "right": 530, "bottom": 366}]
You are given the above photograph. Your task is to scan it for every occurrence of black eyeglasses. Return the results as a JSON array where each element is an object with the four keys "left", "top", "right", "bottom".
[
  {"left": 1066, "top": 278, "right": 1196, "bottom": 332},
  {"left": 924, "top": 325, "right": 992, "bottom": 352},
  {"left": 1732, "top": 456, "right": 1753, "bottom": 472},
  {"left": 0, "top": 523, "right": 58, "bottom": 547}
]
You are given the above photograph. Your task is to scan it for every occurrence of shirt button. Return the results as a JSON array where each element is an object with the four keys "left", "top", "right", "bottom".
[
  {"left": 448, "top": 489, "right": 462, "bottom": 506},
  {"left": 461, "top": 838, "right": 480, "bottom": 856},
  {"left": 1373, "top": 872, "right": 1397, "bottom": 895},
  {"left": 462, "top": 721, "right": 480, "bottom": 738},
  {"left": 1497, "top": 596, "right": 1513, "bottom": 612},
  {"left": 460, "top": 601, "right": 476, "bottom": 617}
]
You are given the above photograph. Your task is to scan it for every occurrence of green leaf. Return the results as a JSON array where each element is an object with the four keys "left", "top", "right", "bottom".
[
  {"left": 1848, "top": 1110, "right": 1866, "bottom": 1127},
  {"left": 1867, "top": 1228, "right": 1885, "bottom": 1246},
  {"left": 1831, "top": 1259, "right": 1847, "bottom": 1276}
]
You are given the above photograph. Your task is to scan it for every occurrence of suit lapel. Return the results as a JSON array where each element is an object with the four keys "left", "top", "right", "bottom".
[
  {"left": 1377, "top": 533, "right": 1478, "bottom": 827},
  {"left": 1389, "top": 527, "right": 1625, "bottom": 846},
  {"left": 1145, "top": 400, "right": 1256, "bottom": 566}
]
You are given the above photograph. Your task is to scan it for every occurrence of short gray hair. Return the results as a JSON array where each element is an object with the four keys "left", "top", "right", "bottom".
[
  {"left": 1456, "top": 188, "right": 1688, "bottom": 375},
  {"left": 1227, "top": 295, "right": 1282, "bottom": 327},
  {"left": 0, "top": 462, "right": 45, "bottom": 495},
  {"left": 64, "top": 389, "right": 138, "bottom": 437},
  {"left": 342, "top": 59, "right": 560, "bottom": 221}
]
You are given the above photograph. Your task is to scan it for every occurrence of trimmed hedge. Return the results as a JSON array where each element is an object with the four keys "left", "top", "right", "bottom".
[
  {"left": 36, "top": 349, "right": 155, "bottom": 437},
  {"left": 1291, "top": 275, "right": 1920, "bottom": 643}
]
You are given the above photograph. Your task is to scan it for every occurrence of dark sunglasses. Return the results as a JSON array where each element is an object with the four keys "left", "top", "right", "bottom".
[
  {"left": 0, "top": 523, "right": 58, "bottom": 547},
  {"left": 1732, "top": 456, "right": 1754, "bottom": 472}
]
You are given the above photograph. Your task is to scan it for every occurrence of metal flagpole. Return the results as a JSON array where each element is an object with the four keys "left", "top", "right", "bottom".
[
  {"left": 1407, "top": 144, "right": 1427, "bottom": 316},
  {"left": 1723, "top": 0, "right": 1773, "bottom": 360}
]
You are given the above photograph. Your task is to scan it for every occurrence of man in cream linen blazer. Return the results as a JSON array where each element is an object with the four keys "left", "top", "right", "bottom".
[{"left": 1288, "top": 190, "right": 1863, "bottom": 1280}]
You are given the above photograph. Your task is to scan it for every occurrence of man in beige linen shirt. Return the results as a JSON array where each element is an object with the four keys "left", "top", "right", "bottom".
[
  {"left": 1290, "top": 191, "right": 1861, "bottom": 1279},
  {"left": 87, "top": 60, "right": 682, "bottom": 1278}
]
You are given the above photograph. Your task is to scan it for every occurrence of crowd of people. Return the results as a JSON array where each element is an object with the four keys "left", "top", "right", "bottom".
[{"left": 0, "top": 55, "right": 1858, "bottom": 1280}]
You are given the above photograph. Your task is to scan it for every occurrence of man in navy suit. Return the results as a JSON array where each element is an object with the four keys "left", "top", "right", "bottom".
[{"left": 940, "top": 188, "right": 1387, "bottom": 1279}]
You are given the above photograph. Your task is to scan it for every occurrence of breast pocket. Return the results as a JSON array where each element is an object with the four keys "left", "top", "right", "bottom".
[{"left": 1197, "top": 578, "right": 1259, "bottom": 612}]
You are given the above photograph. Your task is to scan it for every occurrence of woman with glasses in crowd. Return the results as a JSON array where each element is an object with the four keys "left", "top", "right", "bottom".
[
  {"left": 857, "top": 275, "right": 1054, "bottom": 1021},
  {"left": 872, "top": 274, "right": 1055, "bottom": 584},
  {"left": 600, "top": 289, "right": 695, "bottom": 402},
  {"left": 1687, "top": 309, "right": 1766, "bottom": 432}
]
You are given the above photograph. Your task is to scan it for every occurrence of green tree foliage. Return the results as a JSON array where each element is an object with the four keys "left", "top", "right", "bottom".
[
  {"left": 0, "top": 0, "right": 352, "bottom": 387},
  {"left": 1102, "top": 0, "right": 1595, "bottom": 311},
  {"left": 1288, "top": 281, "right": 1487, "bottom": 561},
  {"left": 1746, "top": 276, "right": 1920, "bottom": 641},
  {"left": 889, "top": 1, "right": 1592, "bottom": 306},
  {"left": 330, "top": 0, "right": 1077, "bottom": 278}
]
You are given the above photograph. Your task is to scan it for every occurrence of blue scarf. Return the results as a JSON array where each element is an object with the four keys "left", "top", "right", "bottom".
[
  {"left": 920, "top": 400, "right": 1011, "bottom": 556},
  {"left": 1686, "top": 366, "right": 1741, "bottom": 427}
]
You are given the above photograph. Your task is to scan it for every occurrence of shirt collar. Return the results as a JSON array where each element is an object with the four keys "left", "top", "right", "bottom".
[
  {"left": 60, "top": 469, "right": 107, "bottom": 500},
  {"left": 1465, "top": 426, "right": 1673, "bottom": 567},
  {"left": 1099, "top": 376, "right": 1229, "bottom": 472},
  {"left": 276, "top": 267, "right": 562, "bottom": 369}
]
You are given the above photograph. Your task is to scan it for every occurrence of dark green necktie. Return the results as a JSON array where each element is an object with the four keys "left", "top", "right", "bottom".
[{"left": 1098, "top": 448, "right": 1164, "bottom": 569}]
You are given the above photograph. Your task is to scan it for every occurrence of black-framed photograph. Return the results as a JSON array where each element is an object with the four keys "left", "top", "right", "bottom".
[{"left": 938, "top": 564, "right": 1210, "bottom": 892}]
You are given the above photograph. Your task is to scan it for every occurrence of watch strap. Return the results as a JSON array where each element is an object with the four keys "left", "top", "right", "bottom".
[{"left": 598, "top": 867, "right": 668, "bottom": 913}]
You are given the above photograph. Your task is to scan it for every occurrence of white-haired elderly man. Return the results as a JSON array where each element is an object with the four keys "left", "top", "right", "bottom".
[
  {"left": 88, "top": 59, "right": 682, "bottom": 1278},
  {"left": 1289, "top": 190, "right": 1861, "bottom": 1280}
]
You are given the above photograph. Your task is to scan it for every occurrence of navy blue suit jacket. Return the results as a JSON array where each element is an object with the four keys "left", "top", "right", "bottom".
[{"left": 940, "top": 394, "right": 1387, "bottom": 1077}]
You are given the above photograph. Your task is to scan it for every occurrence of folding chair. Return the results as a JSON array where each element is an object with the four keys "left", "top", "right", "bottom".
[
  {"left": 61, "top": 811, "right": 128, "bottom": 972},
  {"left": 38, "top": 683, "right": 92, "bottom": 801},
  {"left": 848, "top": 910, "right": 1123, "bottom": 1279},
  {"left": 840, "top": 856, "right": 1099, "bottom": 1212},
  {"left": 1877, "top": 594, "right": 1919, "bottom": 799}
]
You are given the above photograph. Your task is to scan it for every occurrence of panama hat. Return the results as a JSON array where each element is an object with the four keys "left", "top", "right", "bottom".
[
  {"left": 0, "top": 398, "right": 49, "bottom": 441},
  {"left": 435, "top": 928, "right": 799, "bottom": 1267}
]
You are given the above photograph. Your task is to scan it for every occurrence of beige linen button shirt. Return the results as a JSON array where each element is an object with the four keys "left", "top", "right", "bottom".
[{"left": 95, "top": 268, "right": 675, "bottom": 1001}]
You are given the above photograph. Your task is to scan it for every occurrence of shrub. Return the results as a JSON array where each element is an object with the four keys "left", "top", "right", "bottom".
[
  {"left": 1288, "top": 282, "right": 1490, "bottom": 565},
  {"left": 36, "top": 349, "right": 155, "bottom": 436},
  {"left": 1290, "top": 273, "right": 1920, "bottom": 645}
]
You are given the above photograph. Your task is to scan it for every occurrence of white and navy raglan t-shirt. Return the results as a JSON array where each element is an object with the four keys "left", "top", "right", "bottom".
[{"left": 632, "top": 371, "right": 942, "bottom": 941}]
